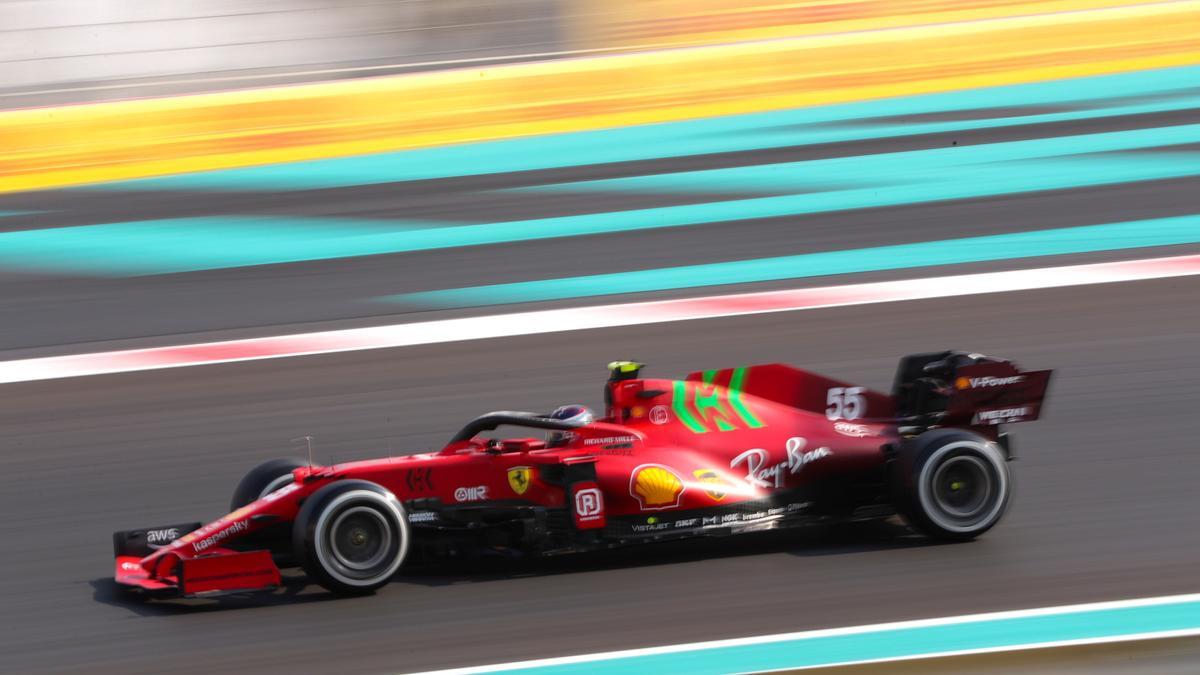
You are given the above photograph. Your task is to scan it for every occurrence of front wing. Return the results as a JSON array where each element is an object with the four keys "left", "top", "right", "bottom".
[{"left": 115, "top": 547, "right": 280, "bottom": 597}]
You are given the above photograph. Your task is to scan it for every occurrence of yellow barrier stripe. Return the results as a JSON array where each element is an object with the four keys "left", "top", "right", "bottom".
[
  {"left": 570, "top": 0, "right": 1171, "bottom": 50},
  {"left": 1, "top": 1, "right": 1198, "bottom": 194}
]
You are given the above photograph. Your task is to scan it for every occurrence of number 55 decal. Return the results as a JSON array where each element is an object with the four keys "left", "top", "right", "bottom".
[{"left": 826, "top": 387, "right": 866, "bottom": 420}]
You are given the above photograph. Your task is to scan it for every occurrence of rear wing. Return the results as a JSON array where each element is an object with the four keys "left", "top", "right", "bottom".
[
  {"left": 893, "top": 351, "right": 1052, "bottom": 428},
  {"left": 945, "top": 363, "right": 1053, "bottom": 426}
]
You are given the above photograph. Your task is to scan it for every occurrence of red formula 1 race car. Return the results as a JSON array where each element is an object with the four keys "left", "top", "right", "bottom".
[{"left": 113, "top": 351, "right": 1052, "bottom": 597}]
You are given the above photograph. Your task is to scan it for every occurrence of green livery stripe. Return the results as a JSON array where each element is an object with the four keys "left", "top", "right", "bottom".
[
  {"left": 728, "top": 367, "right": 765, "bottom": 429},
  {"left": 694, "top": 387, "right": 738, "bottom": 432},
  {"left": 672, "top": 381, "right": 708, "bottom": 434}
]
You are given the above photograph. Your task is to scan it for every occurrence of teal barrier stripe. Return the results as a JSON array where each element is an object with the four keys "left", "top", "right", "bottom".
[
  {"left": 85, "top": 64, "right": 1200, "bottom": 192},
  {"left": 5, "top": 140, "right": 1199, "bottom": 276},
  {"left": 474, "top": 597, "right": 1200, "bottom": 674},
  {"left": 520, "top": 125, "right": 1200, "bottom": 195},
  {"left": 394, "top": 214, "right": 1200, "bottom": 307},
  {"left": 0, "top": 216, "right": 448, "bottom": 275}
]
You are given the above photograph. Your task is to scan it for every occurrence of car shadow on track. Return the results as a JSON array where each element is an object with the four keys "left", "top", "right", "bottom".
[
  {"left": 89, "top": 572, "right": 346, "bottom": 616},
  {"left": 396, "top": 519, "right": 938, "bottom": 587},
  {"left": 91, "top": 519, "right": 942, "bottom": 614}
]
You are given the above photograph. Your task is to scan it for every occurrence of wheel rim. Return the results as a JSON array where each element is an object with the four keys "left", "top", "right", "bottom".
[
  {"left": 931, "top": 456, "right": 992, "bottom": 519},
  {"left": 916, "top": 441, "right": 1009, "bottom": 534},
  {"left": 311, "top": 489, "right": 408, "bottom": 587},
  {"left": 329, "top": 507, "right": 392, "bottom": 573}
]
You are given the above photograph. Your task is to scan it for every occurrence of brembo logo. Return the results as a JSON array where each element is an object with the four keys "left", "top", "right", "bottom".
[{"left": 957, "top": 375, "right": 1024, "bottom": 389}]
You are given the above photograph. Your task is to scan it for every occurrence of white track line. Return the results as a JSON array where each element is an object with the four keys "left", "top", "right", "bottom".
[
  {"left": 407, "top": 592, "right": 1200, "bottom": 674},
  {"left": 1, "top": 253, "right": 1197, "bottom": 384},
  {"left": 746, "top": 628, "right": 1200, "bottom": 673}
]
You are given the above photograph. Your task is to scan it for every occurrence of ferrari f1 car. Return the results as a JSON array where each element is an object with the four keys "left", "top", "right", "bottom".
[{"left": 114, "top": 351, "right": 1051, "bottom": 597}]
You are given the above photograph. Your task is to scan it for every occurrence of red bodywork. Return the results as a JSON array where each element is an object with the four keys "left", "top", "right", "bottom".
[{"left": 115, "top": 360, "right": 1050, "bottom": 597}]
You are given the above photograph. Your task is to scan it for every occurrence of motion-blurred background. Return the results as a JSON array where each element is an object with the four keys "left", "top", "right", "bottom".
[
  {"left": 2, "top": 1, "right": 1199, "bottom": 673},
  {"left": 5, "top": 0, "right": 1185, "bottom": 105}
]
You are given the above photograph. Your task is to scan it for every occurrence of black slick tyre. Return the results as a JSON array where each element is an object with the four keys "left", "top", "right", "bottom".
[
  {"left": 891, "top": 429, "right": 1011, "bottom": 541},
  {"left": 293, "top": 480, "right": 409, "bottom": 595},
  {"left": 230, "top": 457, "right": 308, "bottom": 510}
]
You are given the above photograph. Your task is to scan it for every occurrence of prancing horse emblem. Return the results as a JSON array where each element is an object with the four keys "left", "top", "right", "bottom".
[{"left": 508, "top": 466, "right": 533, "bottom": 496}]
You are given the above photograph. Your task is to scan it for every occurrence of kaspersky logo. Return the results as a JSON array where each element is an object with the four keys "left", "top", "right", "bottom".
[
  {"left": 672, "top": 368, "right": 766, "bottom": 434},
  {"left": 956, "top": 375, "right": 1024, "bottom": 390}
]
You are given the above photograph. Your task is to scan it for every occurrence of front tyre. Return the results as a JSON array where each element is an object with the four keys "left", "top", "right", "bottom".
[
  {"left": 293, "top": 480, "right": 409, "bottom": 595},
  {"left": 230, "top": 457, "right": 308, "bottom": 510},
  {"left": 891, "top": 429, "right": 1011, "bottom": 541}
]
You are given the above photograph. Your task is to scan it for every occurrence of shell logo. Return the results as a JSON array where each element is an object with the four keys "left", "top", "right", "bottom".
[{"left": 630, "top": 464, "right": 685, "bottom": 510}]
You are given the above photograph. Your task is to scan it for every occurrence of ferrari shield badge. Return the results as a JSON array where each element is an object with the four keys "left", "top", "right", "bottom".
[
  {"left": 693, "top": 469, "right": 727, "bottom": 501},
  {"left": 507, "top": 466, "right": 533, "bottom": 495}
]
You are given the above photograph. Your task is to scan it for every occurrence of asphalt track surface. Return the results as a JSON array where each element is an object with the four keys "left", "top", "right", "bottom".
[
  {"left": 3, "top": 106, "right": 1200, "bottom": 353},
  {"left": 2, "top": 108, "right": 1199, "bottom": 674}
]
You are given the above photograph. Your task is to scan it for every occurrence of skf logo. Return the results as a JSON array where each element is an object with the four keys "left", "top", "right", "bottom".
[
  {"left": 692, "top": 469, "right": 727, "bottom": 501},
  {"left": 630, "top": 464, "right": 684, "bottom": 510},
  {"left": 572, "top": 483, "right": 605, "bottom": 529},
  {"left": 507, "top": 466, "right": 533, "bottom": 496}
]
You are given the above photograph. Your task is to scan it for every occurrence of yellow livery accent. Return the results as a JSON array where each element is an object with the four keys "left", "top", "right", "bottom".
[{"left": 2, "top": 2, "right": 1198, "bottom": 193}]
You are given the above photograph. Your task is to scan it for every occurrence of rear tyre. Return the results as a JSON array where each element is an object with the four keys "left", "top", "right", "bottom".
[
  {"left": 891, "top": 429, "right": 1010, "bottom": 541},
  {"left": 230, "top": 458, "right": 308, "bottom": 510},
  {"left": 293, "top": 480, "right": 409, "bottom": 595}
]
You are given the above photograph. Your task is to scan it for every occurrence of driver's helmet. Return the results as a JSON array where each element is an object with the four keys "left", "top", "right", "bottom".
[{"left": 546, "top": 404, "right": 593, "bottom": 447}]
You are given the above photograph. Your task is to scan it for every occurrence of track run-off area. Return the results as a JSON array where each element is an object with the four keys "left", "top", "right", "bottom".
[{"left": 2, "top": 44, "right": 1200, "bottom": 675}]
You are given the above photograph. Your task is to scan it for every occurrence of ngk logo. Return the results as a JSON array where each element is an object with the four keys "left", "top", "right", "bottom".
[{"left": 572, "top": 484, "right": 605, "bottom": 529}]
